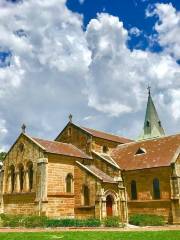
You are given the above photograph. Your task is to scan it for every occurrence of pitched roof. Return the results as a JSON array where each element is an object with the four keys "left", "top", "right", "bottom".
[
  {"left": 111, "top": 134, "right": 180, "bottom": 171},
  {"left": 33, "top": 137, "right": 91, "bottom": 159},
  {"left": 80, "top": 126, "right": 132, "bottom": 144},
  {"left": 92, "top": 151, "right": 120, "bottom": 169},
  {"left": 55, "top": 122, "right": 133, "bottom": 144},
  {"left": 76, "top": 161, "right": 116, "bottom": 183},
  {"left": 138, "top": 91, "right": 165, "bottom": 140}
]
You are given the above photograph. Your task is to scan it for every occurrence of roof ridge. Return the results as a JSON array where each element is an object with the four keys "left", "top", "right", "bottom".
[
  {"left": 136, "top": 133, "right": 180, "bottom": 143},
  {"left": 81, "top": 125, "right": 131, "bottom": 140},
  {"left": 32, "top": 137, "right": 73, "bottom": 146}
]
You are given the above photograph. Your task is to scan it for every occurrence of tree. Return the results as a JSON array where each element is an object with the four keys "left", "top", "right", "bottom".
[{"left": 0, "top": 152, "right": 6, "bottom": 162}]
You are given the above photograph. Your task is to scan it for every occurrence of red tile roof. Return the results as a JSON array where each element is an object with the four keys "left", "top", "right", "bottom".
[
  {"left": 111, "top": 134, "right": 180, "bottom": 170},
  {"left": 33, "top": 137, "right": 91, "bottom": 159},
  {"left": 80, "top": 126, "right": 133, "bottom": 144},
  {"left": 76, "top": 161, "right": 116, "bottom": 183}
]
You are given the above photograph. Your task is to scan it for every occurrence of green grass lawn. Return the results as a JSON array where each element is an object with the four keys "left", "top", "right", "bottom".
[{"left": 0, "top": 231, "right": 180, "bottom": 240}]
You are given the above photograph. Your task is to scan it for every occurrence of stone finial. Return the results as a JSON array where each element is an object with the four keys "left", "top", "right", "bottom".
[
  {"left": 69, "top": 114, "right": 73, "bottom": 123},
  {"left": 21, "top": 123, "right": 26, "bottom": 133},
  {"left": 147, "top": 85, "right": 151, "bottom": 96}
]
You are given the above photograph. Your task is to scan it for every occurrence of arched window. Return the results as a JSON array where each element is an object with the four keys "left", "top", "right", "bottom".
[
  {"left": 153, "top": 178, "right": 160, "bottom": 199},
  {"left": 10, "top": 165, "right": 15, "bottom": 193},
  {"left": 131, "top": 180, "right": 137, "bottom": 200},
  {"left": 19, "top": 164, "right": 24, "bottom": 192},
  {"left": 83, "top": 185, "right": 90, "bottom": 206},
  {"left": 28, "top": 162, "right": 33, "bottom": 191},
  {"left": 66, "top": 173, "right": 73, "bottom": 193}
]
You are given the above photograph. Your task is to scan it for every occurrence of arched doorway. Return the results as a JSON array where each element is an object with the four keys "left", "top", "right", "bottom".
[{"left": 106, "top": 195, "right": 113, "bottom": 216}]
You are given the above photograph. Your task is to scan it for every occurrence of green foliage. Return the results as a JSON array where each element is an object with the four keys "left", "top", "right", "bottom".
[
  {"left": 0, "top": 214, "right": 101, "bottom": 228},
  {"left": 0, "top": 214, "right": 48, "bottom": 228},
  {"left": 0, "top": 152, "right": 6, "bottom": 162},
  {"left": 84, "top": 218, "right": 101, "bottom": 227},
  {"left": 46, "top": 218, "right": 101, "bottom": 227},
  {"left": 103, "top": 216, "right": 120, "bottom": 227},
  {"left": 24, "top": 216, "right": 48, "bottom": 228},
  {"left": 0, "top": 214, "right": 25, "bottom": 227},
  {"left": 129, "top": 214, "right": 165, "bottom": 226}
]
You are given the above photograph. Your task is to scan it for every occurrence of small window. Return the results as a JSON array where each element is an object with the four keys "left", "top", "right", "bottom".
[
  {"left": 135, "top": 148, "right": 146, "bottom": 155},
  {"left": 153, "top": 178, "right": 160, "bottom": 199},
  {"left": 83, "top": 185, "right": 90, "bottom": 206},
  {"left": 66, "top": 173, "right": 73, "bottom": 193},
  {"left": 146, "top": 121, "right": 150, "bottom": 127},
  {"left": 19, "top": 143, "right": 24, "bottom": 152},
  {"left": 103, "top": 146, "right": 108, "bottom": 153},
  {"left": 19, "top": 164, "right": 24, "bottom": 192},
  {"left": 131, "top": 180, "right": 137, "bottom": 200},
  {"left": 68, "top": 127, "right": 72, "bottom": 137}
]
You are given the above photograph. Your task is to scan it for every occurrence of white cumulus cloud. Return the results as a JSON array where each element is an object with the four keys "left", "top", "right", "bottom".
[{"left": 0, "top": 1, "right": 179, "bottom": 150}]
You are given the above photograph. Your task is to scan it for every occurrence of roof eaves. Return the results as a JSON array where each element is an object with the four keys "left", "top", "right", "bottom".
[
  {"left": 69, "top": 143, "right": 92, "bottom": 160},
  {"left": 76, "top": 161, "right": 103, "bottom": 181},
  {"left": 27, "top": 135, "right": 46, "bottom": 151},
  {"left": 92, "top": 150, "right": 120, "bottom": 169}
]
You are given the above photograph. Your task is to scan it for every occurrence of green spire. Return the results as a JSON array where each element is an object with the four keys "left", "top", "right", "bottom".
[{"left": 138, "top": 87, "right": 165, "bottom": 140}]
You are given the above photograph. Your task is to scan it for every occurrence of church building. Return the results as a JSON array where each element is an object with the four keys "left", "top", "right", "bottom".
[{"left": 0, "top": 90, "right": 179, "bottom": 224}]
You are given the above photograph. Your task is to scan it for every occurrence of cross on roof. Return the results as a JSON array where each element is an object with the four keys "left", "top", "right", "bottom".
[
  {"left": 69, "top": 114, "right": 73, "bottom": 123},
  {"left": 147, "top": 85, "right": 151, "bottom": 95}
]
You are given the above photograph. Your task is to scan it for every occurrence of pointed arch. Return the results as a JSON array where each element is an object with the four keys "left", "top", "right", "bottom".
[
  {"left": 153, "top": 178, "right": 160, "bottom": 199},
  {"left": 82, "top": 184, "right": 90, "bottom": 206},
  {"left": 131, "top": 180, "right": 137, "bottom": 200},
  {"left": 66, "top": 173, "right": 73, "bottom": 193}
]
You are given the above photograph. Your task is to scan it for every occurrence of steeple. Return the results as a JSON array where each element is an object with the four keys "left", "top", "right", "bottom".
[{"left": 138, "top": 87, "right": 165, "bottom": 140}]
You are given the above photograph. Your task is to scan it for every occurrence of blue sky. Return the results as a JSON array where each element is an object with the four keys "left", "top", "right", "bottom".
[
  {"left": 0, "top": 0, "right": 180, "bottom": 150},
  {"left": 66, "top": 0, "right": 180, "bottom": 51}
]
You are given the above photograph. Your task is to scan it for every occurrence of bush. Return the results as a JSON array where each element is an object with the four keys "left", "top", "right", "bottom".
[
  {"left": 0, "top": 214, "right": 48, "bottom": 228},
  {"left": 24, "top": 215, "right": 48, "bottom": 228},
  {"left": 84, "top": 218, "right": 101, "bottom": 227},
  {"left": 46, "top": 218, "right": 101, "bottom": 227},
  {"left": 0, "top": 214, "right": 100, "bottom": 228},
  {"left": 129, "top": 214, "right": 165, "bottom": 226},
  {"left": 0, "top": 214, "right": 26, "bottom": 227},
  {"left": 104, "top": 216, "right": 119, "bottom": 227}
]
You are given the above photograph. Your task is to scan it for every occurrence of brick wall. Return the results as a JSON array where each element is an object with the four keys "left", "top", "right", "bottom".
[
  {"left": 3, "top": 192, "right": 36, "bottom": 215},
  {"left": 123, "top": 167, "right": 172, "bottom": 220}
]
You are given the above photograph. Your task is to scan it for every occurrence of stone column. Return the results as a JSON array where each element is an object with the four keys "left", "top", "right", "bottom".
[
  {"left": 101, "top": 196, "right": 107, "bottom": 219},
  {"left": 170, "top": 163, "right": 180, "bottom": 224},
  {"left": 113, "top": 198, "right": 118, "bottom": 216},
  {"left": 24, "top": 170, "right": 29, "bottom": 192},
  {"left": 7, "top": 173, "right": 11, "bottom": 193},
  {"left": 15, "top": 171, "right": 20, "bottom": 193},
  {"left": 118, "top": 179, "right": 128, "bottom": 225},
  {"left": 36, "top": 158, "right": 48, "bottom": 216},
  {"left": 95, "top": 182, "right": 102, "bottom": 220}
]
